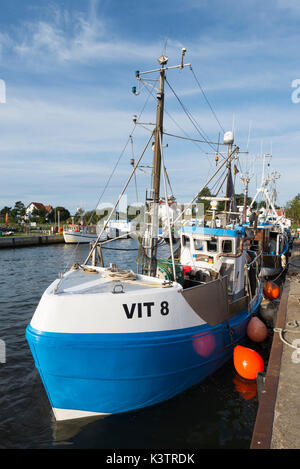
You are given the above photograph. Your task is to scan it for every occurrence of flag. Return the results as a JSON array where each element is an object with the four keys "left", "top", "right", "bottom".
[{"left": 233, "top": 164, "right": 239, "bottom": 175}]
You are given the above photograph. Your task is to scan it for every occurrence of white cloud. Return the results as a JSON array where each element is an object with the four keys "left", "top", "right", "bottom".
[
  {"left": 0, "top": 1, "right": 299, "bottom": 210},
  {"left": 9, "top": 6, "right": 162, "bottom": 68}
]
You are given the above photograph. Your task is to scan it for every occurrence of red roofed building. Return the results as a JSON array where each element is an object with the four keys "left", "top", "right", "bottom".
[{"left": 25, "top": 202, "right": 53, "bottom": 219}]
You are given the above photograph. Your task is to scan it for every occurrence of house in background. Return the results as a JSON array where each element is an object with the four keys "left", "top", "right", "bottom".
[{"left": 25, "top": 202, "right": 53, "bottom": 221}]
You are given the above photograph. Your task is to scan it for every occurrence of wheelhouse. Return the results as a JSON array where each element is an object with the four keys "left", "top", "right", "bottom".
[{"left": 180, "top": 226, "right": 248, "bottom": 299}]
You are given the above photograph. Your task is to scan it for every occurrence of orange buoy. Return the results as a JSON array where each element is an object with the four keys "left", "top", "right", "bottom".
[
  {"left": 247, "top": 317, "right": 268, "bottom": 343},
  {"left": 263, "top": 281, "right": 280, "bottom": 301},
  {"left": 233, "top": 345, "right": 264, "bottom": 380}
]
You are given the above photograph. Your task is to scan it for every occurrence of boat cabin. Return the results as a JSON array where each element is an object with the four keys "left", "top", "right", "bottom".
[
  {"left": 64, "top": 224, "right": 97, "bottom": 234},
  {"left": 180, "top": 225, "right": 248, "bottom": 299}
]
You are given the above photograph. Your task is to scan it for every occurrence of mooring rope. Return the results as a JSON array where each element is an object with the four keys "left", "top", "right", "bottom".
[{"left": 274, "top": 320, "right": 300, "bottom": 350}]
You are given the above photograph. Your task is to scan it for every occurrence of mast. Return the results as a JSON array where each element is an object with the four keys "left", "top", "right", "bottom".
[
  {"left": 241, "top": 173, "right": 250, "bottom": 224},
  {"left": 143, "top": 57, "right": 166, "bottom": 276},
  {"left": 223, "top": 131, "right": 235, "bottom": 220},
  {"left": 134, "top": 49, "right": 190, "bottom": 277},
  {"left": 152, "top": 56, "right": 166, "bottom": 205}
]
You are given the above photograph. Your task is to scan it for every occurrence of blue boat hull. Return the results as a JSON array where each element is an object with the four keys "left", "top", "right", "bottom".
[{"left": 26, "top": 293, "right": 262, "bottom": 417}]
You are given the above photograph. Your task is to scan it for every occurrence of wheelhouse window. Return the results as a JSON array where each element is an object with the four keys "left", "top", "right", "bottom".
[
  {"left": 182, "top": 235, "right": 190, "bottom": 247},
  {"left": 194, "top": 239, "right": 204, "bottom": 250},
  {"left": 207, "top": 238, "right": 217, "bottom": 252},
  {"left": 222, "top": 239, "right": 232, "bottom": 253}
]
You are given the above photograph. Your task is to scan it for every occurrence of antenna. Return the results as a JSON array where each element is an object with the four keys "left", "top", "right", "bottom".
[
  {"left": 232, "top": 114, "right": 235, "bottom": 135},
  {"left": 215, "top": 132, "right": 220, "bottom": 165},
  {"left": 180, "top": 48, "right": 186, "bottom": 68},
  {"left": 162, "top": 38, "right": 168, "bottom": 57},
  {"left": 246, "top": 120, "right": 252, "bottom": 153}
]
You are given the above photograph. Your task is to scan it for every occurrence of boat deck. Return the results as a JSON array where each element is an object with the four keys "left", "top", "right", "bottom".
[{"left": 55, "top": 266, "right": 176, "bottom": 295}]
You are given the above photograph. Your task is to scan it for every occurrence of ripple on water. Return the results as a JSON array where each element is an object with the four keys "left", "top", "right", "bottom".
[{"left": 0, "top": 242, "right": 277, "bottom": 449}]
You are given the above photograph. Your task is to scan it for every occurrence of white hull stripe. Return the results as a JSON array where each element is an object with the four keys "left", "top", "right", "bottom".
[{"left": 52, "top": 407, "right": 110, "bottom": 421}]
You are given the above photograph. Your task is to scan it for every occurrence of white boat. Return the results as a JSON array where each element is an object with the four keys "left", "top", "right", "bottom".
[
  {"left": 63, "top": 224, "right": 107, "bottom": 244},
  {"left": 26, "top": 48, "right": 263, "bottom": 421},
  {"left": 106, "top": 219, "right": 135, "bottom": 239},
  {"left": 248, "top": 159, "right": 290, "bottom": 277}
]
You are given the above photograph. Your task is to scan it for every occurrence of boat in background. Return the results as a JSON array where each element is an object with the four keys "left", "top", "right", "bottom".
[
  {"left": 63, "top": 224, "right": 107, "bottom": 244},
  {"left": 247, "top": 158, "right": 290, "bottom": 278}
]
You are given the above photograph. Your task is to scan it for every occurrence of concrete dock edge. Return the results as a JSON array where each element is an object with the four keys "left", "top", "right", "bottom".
[{"left": 251, "top": 243, "right": 300, "bottom": 449}]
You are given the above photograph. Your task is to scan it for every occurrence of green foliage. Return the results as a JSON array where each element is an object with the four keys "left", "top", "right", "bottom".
[
  {"left": 0, "top": 206, "right": 11, "bottom": 215},
  {"left": 196, "top": 187, "right": 213, "bottom": 212},
  {"left": 48, "top": 207, "right": 70, "bottom": 223},
  {"left": 285, "top": 194, "right": 300, "bottom": 226}
]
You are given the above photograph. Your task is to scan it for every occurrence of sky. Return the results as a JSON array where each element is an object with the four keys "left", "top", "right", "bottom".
[{"left": 1, "top": 0, "right": 300, "bottom": 214}]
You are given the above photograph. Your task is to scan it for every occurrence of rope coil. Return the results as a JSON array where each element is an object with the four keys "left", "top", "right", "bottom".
[{"left": 102, "top": 267, "right": 137, "bottom": 281}]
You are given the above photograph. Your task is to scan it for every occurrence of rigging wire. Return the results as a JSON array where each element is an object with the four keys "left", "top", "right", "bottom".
[
  {"left": 130, "top": 135, "right": 139, "bottom": 202},
  {"left": 62, "top": 82, "right": 156, "bottom": 273},
  {"left": 209, "top": 166, "right": 228, "bottom": 195},
  {"left": 165, "top": 77, "right": 226, "bottom": 161},
  {"left": 189, "top": 66, "right": 225, "bottom": 134},
  {"left": 165, "top": 77, "right": 213, "bottom": 148},
  {"left": 142, "top": 78, "right": 214, "bottom": 178},
  {"left": 215, "top": 170, "right": 229, "bottom": 196},
  {"left": 163, "top": 131, "right": 224, "bottom": 146},
  {"left": 88, "top": 83, "right": 155, "bottom": 222}
]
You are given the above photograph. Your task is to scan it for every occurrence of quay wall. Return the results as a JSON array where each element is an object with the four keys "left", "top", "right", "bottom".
[
  {"left": 0, "top": 235, "right": 64, "bottom": 248},
  {"left": 251, "top": 241, "right": 300, "bottom": 449}
]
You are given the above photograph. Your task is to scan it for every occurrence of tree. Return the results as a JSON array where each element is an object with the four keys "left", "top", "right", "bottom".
[
  {"left": 0, "top": 206, "right": 11, "bottom": 225},
  {"left": 0, "top": 206, "right": 11, "bottom": 215},
  {"left": 30, "top": 206, "right": 48, "bottom": 223},
  {"left": 196, "top": 187, "right": 213, "bottom": 213},
  {"left": 48, "top": 207, "right": 71, "bottom": 223},
  {"left": 286, "top": 194, "right": 300, "bottom": 226},
  {"left": 73, "top": 207, "right": 85, "bottom": 223},
  {"left": 14, "top": 201, "right": 25, "bottom": 214},
  {"left": 10, "top": 201, "right": 26, "bottom": 223},
  {"left": 235, "top": 193, "right": 252, "bottom": 207}
]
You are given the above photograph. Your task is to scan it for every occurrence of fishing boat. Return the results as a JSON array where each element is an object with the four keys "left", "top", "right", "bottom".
[
  {"left": 26, "top": 49, "right": 262, "bottom": 421},
  {"left": 63, "top": 224, "right": 107, "bottom": 244},
  {"left": 246, "top": 158, "right": 290, "bottom": 278}
]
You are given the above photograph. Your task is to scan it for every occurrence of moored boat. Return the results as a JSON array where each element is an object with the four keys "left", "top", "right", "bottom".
[
  {"left": 247, "top": 160, "right": 290, "bottom": 278},
  {"left": 26, "top": 48, "right": 263, "bottom": 421},
  {"left": 63, "top": 224, "right": 107, "bottom": 244}
]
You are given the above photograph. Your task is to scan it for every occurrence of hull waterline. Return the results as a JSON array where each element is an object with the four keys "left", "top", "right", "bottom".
[{"left": 26, "top": 286, "right": 262, "bottom": 421}]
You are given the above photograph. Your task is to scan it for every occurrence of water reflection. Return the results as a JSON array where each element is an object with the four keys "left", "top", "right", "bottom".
[{"left": 233, "top": 375, "right": 258, "bottom": 402}]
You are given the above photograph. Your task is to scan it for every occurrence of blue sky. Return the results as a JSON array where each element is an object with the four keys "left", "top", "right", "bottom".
[{"left": 1, "top": 0, "right": 300, "bottom": 213}]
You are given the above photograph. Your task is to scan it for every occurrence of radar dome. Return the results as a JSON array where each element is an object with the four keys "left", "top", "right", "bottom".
[{"left": 223, "top": 131, "right": 234, "bottom": 145}]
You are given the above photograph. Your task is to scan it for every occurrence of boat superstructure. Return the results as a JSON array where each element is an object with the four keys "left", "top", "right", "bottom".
[
  {"left": 26, "top": 48, "right": 263, "bottom": 421},
  {"left": 106, "top": 218, "right": 135, "bottom": 239},
  {"left": 247, "top": 154, "right": 290, "bottom": 277}
]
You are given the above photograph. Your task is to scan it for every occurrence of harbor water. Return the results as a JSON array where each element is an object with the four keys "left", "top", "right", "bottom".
[{"left": 0, "top": 240, "right": 276, "bottom": 449}]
